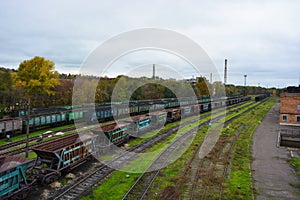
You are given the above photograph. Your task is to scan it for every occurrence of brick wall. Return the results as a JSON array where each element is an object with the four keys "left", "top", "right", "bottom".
[{"left": 280, "top": 93, "right": 300, "bottom": 126}]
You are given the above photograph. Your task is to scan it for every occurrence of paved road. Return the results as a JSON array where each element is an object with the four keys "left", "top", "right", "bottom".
[{"left": 252, "top": 103, "right": 300, "bottom": 200}]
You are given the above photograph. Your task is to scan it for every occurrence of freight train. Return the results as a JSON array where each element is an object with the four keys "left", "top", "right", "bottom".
[
  {"left": 0, "top": 132, "right": 97, "bottom": 200},
  {"left": 0, "top": 95, "right": 250, "bottom": 138},
  {"left": 0, "top": 95, "right": 251, "bottom": 199},
  {"left": 255, "top": 93, "right": 270, "bottom": 102}
]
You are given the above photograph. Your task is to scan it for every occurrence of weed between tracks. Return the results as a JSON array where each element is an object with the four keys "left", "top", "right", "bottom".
[
  {"left": 222, "top": 98, "right": 274, "bottom": 199},
  {"left": 146, "top": 98, "right": 274, "bottom": 200},
  {"left": 79, "top": 100, "right": 257, "bottom": 200}
]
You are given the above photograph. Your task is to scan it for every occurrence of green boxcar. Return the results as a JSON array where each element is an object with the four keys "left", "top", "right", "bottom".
[
  {"left": 68, "top": 111, "right": 83, "bottom": 121},
  {"left": 41, "top": 116, "right": 46, "bottom": 125},
  {"left": 139, "top": 105, "right": 150, "bottom": 113}
]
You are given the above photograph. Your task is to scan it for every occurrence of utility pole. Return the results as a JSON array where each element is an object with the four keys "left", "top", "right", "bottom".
[
  {"left": 25, "top": 97, "right": 30, "bottom": 158},
  {"left": 244, "top": 75, "right": 247, "bottom": 96}
]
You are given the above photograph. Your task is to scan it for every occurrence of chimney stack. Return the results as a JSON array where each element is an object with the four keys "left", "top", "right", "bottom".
[
  {"left": 224, "top": 59, "right": 227, "bottom": 85},
  {"left": 152, "top": 64, "right": 155, "bottom": 80}
]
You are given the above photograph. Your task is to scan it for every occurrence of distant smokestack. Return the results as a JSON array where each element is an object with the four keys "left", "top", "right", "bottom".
[
  {"left": 224, "top": 59, "right": 227, "bottom": 85},
  {"left": 210, "top": 73, "right": 212, "bottom": 83},
  {"left": 152, "top": 64, "right": 155, "bottom": 80}
]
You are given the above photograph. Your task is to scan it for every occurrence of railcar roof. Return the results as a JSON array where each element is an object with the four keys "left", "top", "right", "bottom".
[
  {"left": 93, "top": 122, "right": 130, "bottom": 132},
  {"left": 126, "top": 115, "right": 151, "bottom": 122},
  {"left": 0, "top": 156, "right": 32, "bottom": 173},
  {"left": 147, "top": 111, "right": 167, "bottom": 116},
  {"left": 31, "top": 133, "right": 96, "bottom": 152}
]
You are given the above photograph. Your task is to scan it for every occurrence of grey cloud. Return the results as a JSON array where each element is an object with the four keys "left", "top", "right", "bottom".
[{"left": 0, "top": 0, "right": 299, "bottom": 87}]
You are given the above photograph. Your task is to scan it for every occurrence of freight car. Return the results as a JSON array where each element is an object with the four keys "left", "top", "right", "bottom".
[
  {"left": 255, "top": 93, "right": 270, "bottom": 102},
  {"left": 123, "top": 116, "right": 151, "bottom": 137},
  {"left": 147, "top": 111, "right": 167, "bottom": 128},
  {"left": 2, "top": 95, "right": 251, "bottom": 138},
  {"left": 92, "top": 122, "right": 130, "bottom": 147},
  {"left": 0, "top": 118, "right": 22, "bottom": 138},
  {"left": 0, "top": 156, "right": 35, "bottom": 200},
  {"left": 30, "top": 133, "right": 97, "bottom": 184},
  {"left": 0, "top": 95, "right": 253, "bottom": 199},
  {"left": 166, "top": 108, "right": 181, "bottom": 123}
]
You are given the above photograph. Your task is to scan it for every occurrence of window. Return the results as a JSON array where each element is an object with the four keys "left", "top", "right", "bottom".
[
  {"left": 298, "top": 104, "right": 300, "bottom": 111},
  {"left": 297, "top": 116, "right": 300, "bottom": 123},
  {"left": 282, "top": 115, "right": 287, "bottom": 122}
]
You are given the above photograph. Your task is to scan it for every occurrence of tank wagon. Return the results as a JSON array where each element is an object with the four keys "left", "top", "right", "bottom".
[
  {"left": 0, "top": 156, "right": 35, "bottom": 200},
  {"left": 30, "top": 133, "right": 97, "bottom": 184}
]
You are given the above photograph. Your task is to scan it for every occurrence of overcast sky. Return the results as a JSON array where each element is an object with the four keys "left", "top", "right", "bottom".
[{"left": 0, "top": 0, "right": 299, "bottom": 88}]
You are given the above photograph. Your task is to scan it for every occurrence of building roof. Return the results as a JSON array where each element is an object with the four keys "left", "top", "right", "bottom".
[
  {"left": 286, "top": 86, "right": 300, "bottom": 93},
  {"left": 280, "top": 93, "right": 300, "bottom": 97}
]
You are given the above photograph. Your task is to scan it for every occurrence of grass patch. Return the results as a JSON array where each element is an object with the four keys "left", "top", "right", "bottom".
[
  {"left": 290, "top": 157, "right": 300, "bottom": 176},
  {"left": 222, "top": 98, "right": 275, "bottom": 199},
  {"left": 148, "top": 98, "right": 274, "bottom": 199},
  {"left": 80, "top": 100, "right": 256, "bottom": 199},
  {"left": 81, "top": 171, "right": 141, "bottom": 200}
]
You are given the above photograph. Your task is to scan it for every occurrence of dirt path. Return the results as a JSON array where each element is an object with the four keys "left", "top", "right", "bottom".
[{"left": 252, "top": 103, "right": 300, "bottom": 199}]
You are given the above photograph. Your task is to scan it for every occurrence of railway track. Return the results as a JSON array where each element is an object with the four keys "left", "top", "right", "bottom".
[
  {"left": 0, "top": 126, "right": 78, "bottom": 156},
  {"left": 49, "top": 101, "right": 253, "bottom": 200},
  {"left": 122, "top": 122, "right": 198, "bottom": 200},
  {"left": 122, "top": 99, "right": 267, "bottom": 200},
  {"left": 0, "top": 125, "right": 90, "bottom": 156},
  {"left": 184, "top": 98, "right": 269, "bottom": 200},
  {"left": 50, "top": 125, "right": 181, "bottom": 200},
  {"left": 0, "top": 100, "right": 253, "bottom": 157}
]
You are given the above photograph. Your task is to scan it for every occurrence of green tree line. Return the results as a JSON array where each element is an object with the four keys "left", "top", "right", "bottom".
[{"left": 0, "top": 56, "right": 278, "bottom": 117}]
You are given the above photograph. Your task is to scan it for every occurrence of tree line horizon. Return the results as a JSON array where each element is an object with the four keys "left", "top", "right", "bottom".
[{"left": 0, "top": 56, "right": 275, "bottom": 116}]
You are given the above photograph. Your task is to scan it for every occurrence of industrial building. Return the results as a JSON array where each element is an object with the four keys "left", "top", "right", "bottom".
[{"left": 279, "top": 86, "right": 300, "bottom": 126}]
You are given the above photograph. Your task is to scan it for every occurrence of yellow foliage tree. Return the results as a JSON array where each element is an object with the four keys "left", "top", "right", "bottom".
[
  {"left": 14, "top": 56, "right": 60, "bottom": 157},
  {"left": 14, "top": 56, "right": 59, "bottom": 97}
]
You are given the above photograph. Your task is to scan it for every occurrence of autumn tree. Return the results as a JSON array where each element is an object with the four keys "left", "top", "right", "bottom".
[
  {"left": 14, "top": 56, "right": 60, "bottom": 157},
  {"left": 195, "top": 77, "right": 210, "bottom": 97},
  {"left": 0, "top": 68, "right": 14, "bottom": 116}
]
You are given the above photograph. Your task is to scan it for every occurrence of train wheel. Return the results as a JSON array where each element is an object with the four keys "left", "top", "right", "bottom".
[
  {"left": 44, "top": 174, "right": 59, "bottom": 184},
  {"left": 11, "top": 191, "right": 27, "bottom": 200}
]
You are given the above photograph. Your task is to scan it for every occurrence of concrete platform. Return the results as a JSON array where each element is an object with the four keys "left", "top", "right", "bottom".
[{"left": 252, "top": 103, "right": 300, "bottom": 200}]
